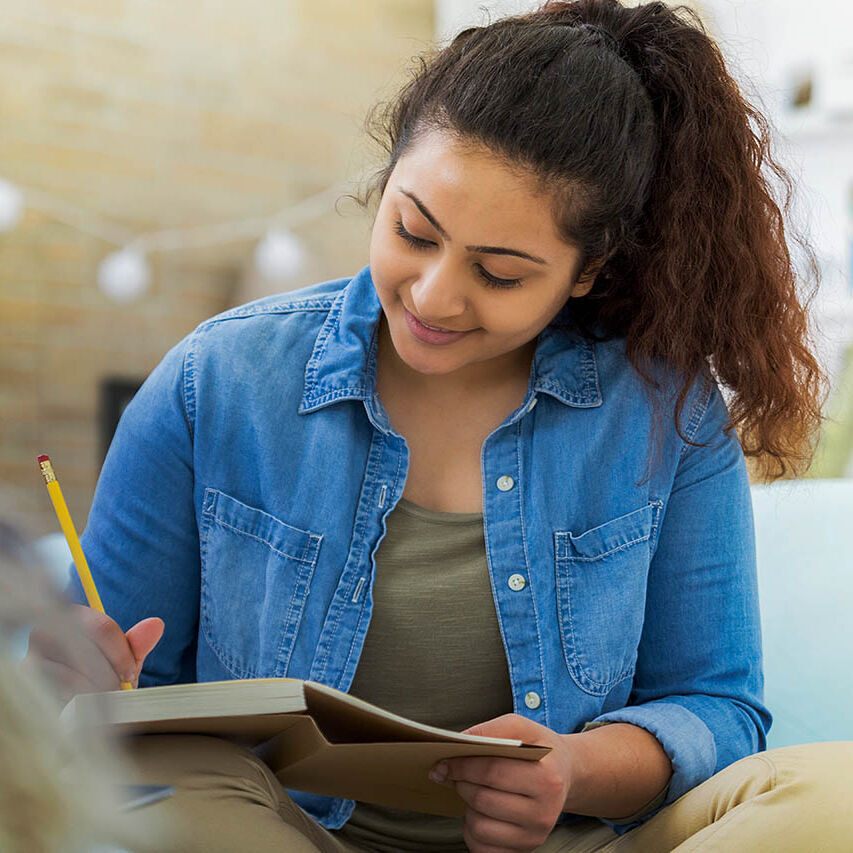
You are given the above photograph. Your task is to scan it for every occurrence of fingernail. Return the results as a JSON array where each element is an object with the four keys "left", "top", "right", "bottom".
[{"left": 429, "top": 762, "right": 448, "bottom": 782}]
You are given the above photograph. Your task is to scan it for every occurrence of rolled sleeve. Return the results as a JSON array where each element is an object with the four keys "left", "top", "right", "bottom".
[{"left": 578, "top": 703, "right": 715, "bottom": 832}]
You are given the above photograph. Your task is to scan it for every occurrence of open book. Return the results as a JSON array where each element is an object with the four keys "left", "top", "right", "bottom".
[{"left": 62, "top": 678, "right": 551, "bottom": 816}]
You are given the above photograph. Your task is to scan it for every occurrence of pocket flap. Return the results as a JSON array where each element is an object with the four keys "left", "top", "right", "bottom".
[
  {"left": 202, "top": 488, "right": 322, "bottom": 565},
  {"left": 557, "top": 501, "right": 661, "bottom": 560}
]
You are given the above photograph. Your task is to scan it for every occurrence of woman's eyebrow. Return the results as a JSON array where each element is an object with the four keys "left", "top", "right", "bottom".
[{"left": 397, "top": 188, "right": 548, "bottom": 265}]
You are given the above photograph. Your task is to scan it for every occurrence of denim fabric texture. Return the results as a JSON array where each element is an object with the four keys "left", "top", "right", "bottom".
[{"left": 68, "top": 265, "right": 771, "bottom": 835}]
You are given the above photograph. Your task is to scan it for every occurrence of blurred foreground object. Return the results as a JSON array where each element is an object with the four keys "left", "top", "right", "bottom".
[{"left": 0, "top": 510, "right": 157, "bottom": 852}]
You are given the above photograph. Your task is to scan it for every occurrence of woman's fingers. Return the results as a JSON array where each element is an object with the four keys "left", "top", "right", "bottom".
[
  {"left": 75, "top": 605, "right": 140, "bottom": 684},
  {"left": 125, "top": 617, "right": 165, "bottom": 685},
  {"left": 26, "top": 606, "right": 166, "bottom": 697},
  {"left": 21, "top": 654, "right": 104, "bottom": 706},
  {"left": 28, "top": 604, "right": 137, "bottom": 692},
  {"left": 27, "top": 616, "right": 119, "bottom": 690}
]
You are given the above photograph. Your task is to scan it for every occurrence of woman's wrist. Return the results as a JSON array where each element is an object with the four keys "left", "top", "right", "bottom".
[{"left": 561, "top": 722, "right": 673, "bottom": 821}]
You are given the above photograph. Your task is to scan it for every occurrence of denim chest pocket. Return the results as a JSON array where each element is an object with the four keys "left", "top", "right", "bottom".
[
  {"left": 554, "top": 500, "right": 662, "bottom": 696},
  {"left": 200, "top": 488, "right": 322, "bottom": 679}
]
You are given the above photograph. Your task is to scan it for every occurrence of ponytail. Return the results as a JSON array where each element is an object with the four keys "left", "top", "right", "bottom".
[{"left": 356, "top": 0, "right": 827, "bottom": 481}]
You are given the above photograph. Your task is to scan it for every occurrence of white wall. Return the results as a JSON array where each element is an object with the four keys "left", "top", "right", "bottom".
[{"left": 702, "top": 0, "right": 853, "bottom": 386}]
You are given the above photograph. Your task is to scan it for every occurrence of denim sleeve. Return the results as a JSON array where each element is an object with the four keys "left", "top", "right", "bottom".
[
  {"left": 65, "top": 333, "right": 201, "bottom": 686},
  {"left": 578, "top": 376, "right": 772, "bottom": 836}
]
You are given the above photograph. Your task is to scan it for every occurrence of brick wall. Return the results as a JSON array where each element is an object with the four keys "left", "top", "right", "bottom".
[{"left": 0, "top": 0, "right": 433, "bottom": 536}]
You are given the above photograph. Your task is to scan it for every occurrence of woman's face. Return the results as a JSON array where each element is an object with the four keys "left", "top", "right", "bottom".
[{"left": 369, "top": 128, "right": 593, "bottom": 384}]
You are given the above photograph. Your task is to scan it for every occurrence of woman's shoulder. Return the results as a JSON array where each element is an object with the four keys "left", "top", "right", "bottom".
[
  {"left": 200, "top": 274, "right": 350, "bottom": 329},
  {"left": 181, "top": 274, "right": 352, "bottom": 356},
  {"left": 591, "top": 332, "right": 721, "bottom": 441},
  {"left": 150, "top": 275, "right": 355, "bottom": 395}
]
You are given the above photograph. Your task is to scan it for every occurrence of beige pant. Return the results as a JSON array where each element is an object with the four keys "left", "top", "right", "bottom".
[{"left": 123, "top": 735, "right": 853, "bottom": 852}]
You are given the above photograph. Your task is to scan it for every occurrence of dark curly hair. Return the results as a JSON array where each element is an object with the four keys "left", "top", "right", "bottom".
[{"left": 350, "top": 0, "right": 827, "bottom": 482}]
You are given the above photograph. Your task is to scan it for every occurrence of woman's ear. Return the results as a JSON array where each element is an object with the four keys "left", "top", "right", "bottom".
[{"left": 569, "top": 259, "right": 604, "bottom": 298}]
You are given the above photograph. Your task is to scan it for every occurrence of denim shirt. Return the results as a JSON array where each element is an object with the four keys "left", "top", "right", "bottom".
[{"left": 69, "top": 264, "right": 771, "bottom": 835}]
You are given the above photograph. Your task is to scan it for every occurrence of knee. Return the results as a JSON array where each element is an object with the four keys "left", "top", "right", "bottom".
[
  {"left": 758, "top": 740, "right": 853, "bottom": 812},
  {"left": 124, "top": 734, "right": 276, "bottom": 794}
]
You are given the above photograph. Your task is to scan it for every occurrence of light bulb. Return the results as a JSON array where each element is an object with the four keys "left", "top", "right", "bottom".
[
  {"left": 0, "top": 178, "right": 23, "bottom": 232},
  {"left": 97, "top": 247, "right": 151, "bottom": 302},
  {"left": 254, "top": 228, "right": 304, "bottom": 281}
]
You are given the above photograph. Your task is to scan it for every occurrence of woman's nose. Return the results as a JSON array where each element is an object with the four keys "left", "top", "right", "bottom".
[{"left": 410, "top": 260, "right": 467, "bottom": 321}]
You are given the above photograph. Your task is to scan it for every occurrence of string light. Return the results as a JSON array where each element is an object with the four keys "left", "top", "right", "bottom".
[
  {"left": 0, "top": 178, "right": 24, "bottom": 232},
  {"left": 254, "top": 228, "right": 305, "bottom": 281},
  {"left": 97, "top": 247, "right": 151, "bottom": 303},
  {"left": 1, "top": 170, "right": 370, "bottom": 301}
]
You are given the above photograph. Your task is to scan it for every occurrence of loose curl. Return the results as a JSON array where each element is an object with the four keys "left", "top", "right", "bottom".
[{"left": 349, "top": 0, "right": 827, "bottom": 482}]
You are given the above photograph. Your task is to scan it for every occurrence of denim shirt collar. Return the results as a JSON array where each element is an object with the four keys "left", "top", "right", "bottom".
[{"left": 299, "top": 265, "right": 602, "bottom": 415}]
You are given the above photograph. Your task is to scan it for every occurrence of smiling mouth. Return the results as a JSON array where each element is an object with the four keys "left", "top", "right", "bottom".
[{"left": 407, "top": 309, "right": 473, "bottom": 333}]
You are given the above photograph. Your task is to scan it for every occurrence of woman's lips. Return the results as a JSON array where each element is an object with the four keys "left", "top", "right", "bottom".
[{"left": 404, "top": 309, "right": 474, "bottom": 345}]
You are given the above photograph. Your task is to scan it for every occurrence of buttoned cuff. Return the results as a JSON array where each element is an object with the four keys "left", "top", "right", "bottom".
[{"left": 564, "top": 702, "right": 717, "bottom": 835}]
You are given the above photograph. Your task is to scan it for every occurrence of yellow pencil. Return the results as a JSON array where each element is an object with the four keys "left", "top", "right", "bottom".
[{"left": 37, "top": 454, "right": 133, "bottom": 690}]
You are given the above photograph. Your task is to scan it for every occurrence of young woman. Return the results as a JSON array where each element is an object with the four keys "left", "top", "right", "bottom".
[{"left": 34, "top": 0, "right": 852, "bottom": 850}]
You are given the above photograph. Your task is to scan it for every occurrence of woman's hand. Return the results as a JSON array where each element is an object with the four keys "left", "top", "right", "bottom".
[
  {"left": 24, "top": 604, "right": 165, "bottom": 705},
  {"left": 429, "top": 714, "right": 579, "bottom": 853}
]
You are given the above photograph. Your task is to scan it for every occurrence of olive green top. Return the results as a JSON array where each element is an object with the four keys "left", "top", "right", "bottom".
[{"left": 336, "top": 497, "right": 506, "bottom": 851}]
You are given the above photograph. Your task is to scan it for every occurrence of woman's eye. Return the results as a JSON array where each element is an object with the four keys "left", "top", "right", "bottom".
[
  {"left": 393, "top": 219, "right": 433, "bottom": 250},
  {"left": 476, "top": 265, "right": 523, "bottom": 290},
  {"left": 392, "top": 219, "right": 522, "bottom": 290}
]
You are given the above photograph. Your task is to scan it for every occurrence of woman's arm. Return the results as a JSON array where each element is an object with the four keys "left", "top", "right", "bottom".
[
  {"left": 65, "top": 333, "right": 202, "bottom": 686},
  {"left": 562, "top": 722, "right": 672, "bottom": 820}
]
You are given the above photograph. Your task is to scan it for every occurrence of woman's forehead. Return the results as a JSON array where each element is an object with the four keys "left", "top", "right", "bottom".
[{"left": 392, "top": 131, "right": 564, "bottom": 245}]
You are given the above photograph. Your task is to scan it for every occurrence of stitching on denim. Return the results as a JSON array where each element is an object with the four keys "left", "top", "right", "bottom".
[
  {"left": 563, "top": 501, "right": 657, "bottom": 561},
  {"left": 480, "top": 435, "right": 516, "bottom": 710},
  {"left": 202, "top": 489, "right": 322, "bottom": 562},
  {"left": 302, "top": 289, "right": 346, "bottom": 396},
  {"left": 209, "top": 517, "right": 319, "bottom": 564},
  {"left": 647, "top": 499, "right": 664, "bottom": 557},
  {"left": 561, "top": 553, "right": 616, "bottom": 695},
  {"left": 315, "top": 429, "right": 385, "bottom": 684},
  {"left": 303, "top": 387, "right": 370, "bottom": 408},
  {"left": 199, "top": 506, "right": 258, "bottom": 679},
  {"left": 515, "top": 416, "right": 551, "bottom": 725},
  {"left": 200, "top": 297, "right": 337, "bottom": 329},
  {"left": 535, "top": 379, "right": 601, "bottom": 407},
  {"left": 341, "top": 432, "right": 404, "bottom": 684},
  {"left": 182, "top": 333, "right": 199, "bottom": 440},
  {"left": 584, "top": 340, "right": 602, "bottom": 402},
  {"left": 274, "top": 549, "right": 318, "bottom": 675},
  {"left": 570, "top": 502, "right": 652, "bottom": 539},
  {"left": 341, "top": 570, "right": 372, "bottom": 683},
  {"left": 199, "top": 488, "right": 322, "bottom": 679},
  {"left": 554, "top": 503, "right": 658, "bottom": 695},
  {"left": 679, "top": 374, "right": 714, "bottom": 460},
  {"left": 563, "top": 530, "right": 652, "bottom": 562},
  {"left": 561, "top": 542, "right": 643, "bottom": 689}
]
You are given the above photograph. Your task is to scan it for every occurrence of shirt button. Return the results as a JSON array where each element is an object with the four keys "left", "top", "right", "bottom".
[
  {"left": 524, "top": 691, "right": 541, "bottom": 710},
  {"left": 508, "top": 573, "right": 526, "bottom": 591},
  {"left": 496, "top": 475, "right": 515, "bottom": 492}
]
